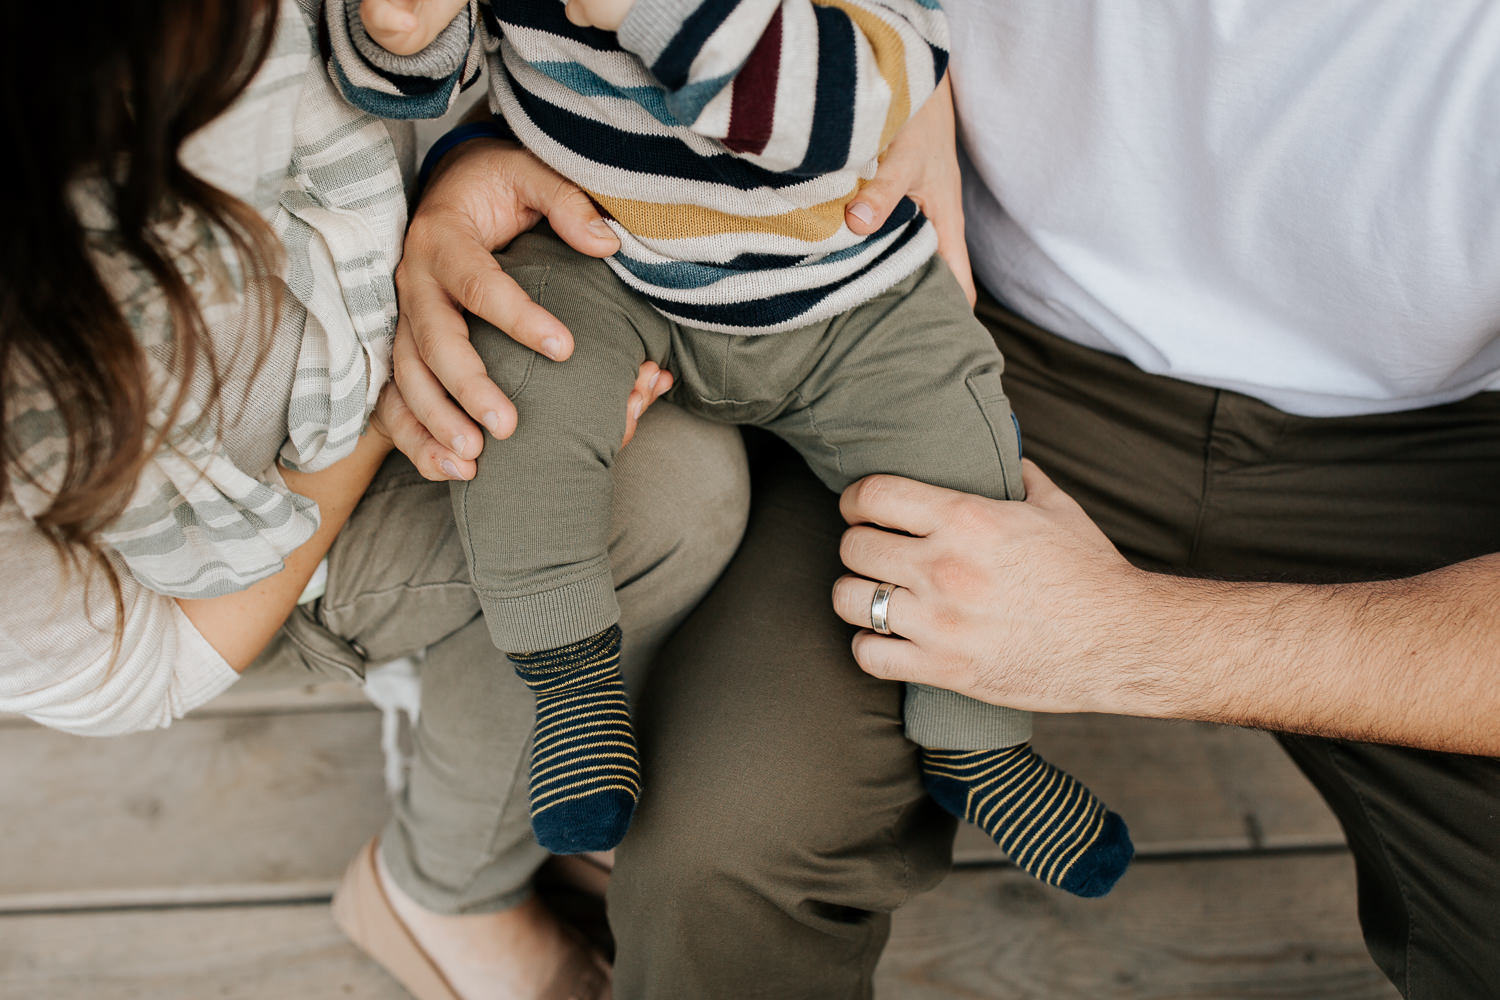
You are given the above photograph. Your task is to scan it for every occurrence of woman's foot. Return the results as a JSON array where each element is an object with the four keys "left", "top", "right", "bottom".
[{"left": 332, "top": 839, "right": 610, "bottom": 1000}]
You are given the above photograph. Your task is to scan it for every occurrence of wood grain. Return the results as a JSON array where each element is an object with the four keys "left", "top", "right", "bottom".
[
  {"left": 2, "top": 706, "right": 1344, "bottom": 912},
  {"left": 0, "top": 855, "right": 1393, "bottom": 1000},
  {"left": 0, "top": 711, "right": 388, "bottom": 911},
  {"left": 0, "top": 903, "right": 408, "bottom": 1000},
  {"left": 877, "top": 853, "right": 1398, "bottom": 1000}
]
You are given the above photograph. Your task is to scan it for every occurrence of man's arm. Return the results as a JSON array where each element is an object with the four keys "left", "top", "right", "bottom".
[{"left": 831, "top": 463, "right": 1500, "bottom": 757}]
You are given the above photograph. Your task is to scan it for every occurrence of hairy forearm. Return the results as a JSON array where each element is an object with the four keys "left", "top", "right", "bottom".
[
  {"left": 175, "top": 432, "right": 393, "bottom": 670},
  {"left": 1122, "top": 554, "right": 1500, "bottom": 755}
]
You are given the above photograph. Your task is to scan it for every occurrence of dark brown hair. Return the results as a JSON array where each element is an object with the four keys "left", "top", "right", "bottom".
[{"left": 0, "top": 1, "right": 282, "bottom": 612}]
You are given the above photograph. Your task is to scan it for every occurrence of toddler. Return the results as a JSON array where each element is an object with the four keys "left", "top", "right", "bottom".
[{"left": 331, "top": 0, "right": 1132, "bottom": 896}]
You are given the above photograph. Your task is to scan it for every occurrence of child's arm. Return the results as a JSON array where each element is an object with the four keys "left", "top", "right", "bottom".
[
  {"left": 607, "top": 0, "right": 950, "bottom": 176},
  {"left": 324, "top": 0, "right": 486, "bottom": 119}
]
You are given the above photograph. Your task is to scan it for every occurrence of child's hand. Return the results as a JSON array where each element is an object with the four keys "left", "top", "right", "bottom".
[
  {"left": 563, "top": 0, "right": 637, "bottom": 32},
  {"left": 361, "top": 0, "right": 471, "bottom": 56}
]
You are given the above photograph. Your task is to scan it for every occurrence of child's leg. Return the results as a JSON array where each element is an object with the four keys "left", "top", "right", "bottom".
[
  {"left": 453, "top": 229, "right": 673, "bottom": 853},
  {"left": 745, "top": 255, "right": 1132, "bottom": 896}
]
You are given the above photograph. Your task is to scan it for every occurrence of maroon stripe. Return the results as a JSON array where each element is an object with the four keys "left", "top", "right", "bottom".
[{"left": 724, "top": 7, "right": 782, "bottom": 155}]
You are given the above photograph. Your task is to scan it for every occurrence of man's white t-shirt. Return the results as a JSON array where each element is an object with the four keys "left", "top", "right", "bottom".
[{"left": 945, "top": 0, "right": 1500, "bottom": 417}]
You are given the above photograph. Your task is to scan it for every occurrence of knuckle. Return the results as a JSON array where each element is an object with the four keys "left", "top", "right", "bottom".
[
  {"left": 849, "top": 474, "right": 892, "bottom": 512},
  {"left": 456, "top": 273, "right": 492, "bottom": 316},
  {"left": 928, "top": 553, "right": 978, "bottom": 595},
  {"left": 944, "top": 494, "right": 992, "bottom": 532}
]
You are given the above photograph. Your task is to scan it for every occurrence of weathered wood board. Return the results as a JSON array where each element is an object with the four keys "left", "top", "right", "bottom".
[
  {"left": 877, "top": 853, "right": 1397, "bottom": 1000},
  {"left": 0, "top": 855, "right": 1392, "bottom": 1000},
  {"left": 3, "top": 708, "right": 1342, "bottom": 912}
]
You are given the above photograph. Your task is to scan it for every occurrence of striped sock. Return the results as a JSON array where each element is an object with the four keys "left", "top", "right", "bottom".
[
  {"left": 509, "top": 625, "right": 640, "bottom": 854},
  {"left": 922, "top": 745, "right": 1132, "bottom": 897}
]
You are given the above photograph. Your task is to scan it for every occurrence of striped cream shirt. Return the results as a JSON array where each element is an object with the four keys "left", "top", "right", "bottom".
[{"left": 2, "top": 0, "right": 407, "bottom": 734}]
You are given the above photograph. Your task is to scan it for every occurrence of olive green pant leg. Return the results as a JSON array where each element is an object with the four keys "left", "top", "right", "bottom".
[
  {"left": 981, "top": 292, "right": 1500, "bottom": 999},
  {"left": 612, "top": 439, "right": 956, "bottom": 1000},
  {"left": 694, "top": 256, "right": 1030, "bottom": 750},
  {"left": 451, "top": 230, "right": 676, "bottom": 653},
  {"left": 257, "top": 400, "right": 749, "bottom": 914}
]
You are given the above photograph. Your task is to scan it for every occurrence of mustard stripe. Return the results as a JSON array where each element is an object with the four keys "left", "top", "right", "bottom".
[
  {"left": 1004, "top": 771, "right": 1074, "bottom": 865},
  {"left": 1012, "top": 780, "right": 1083, "bottom": 872},
  {"left": 532, "top": 766, "right": 642, "bottom": 795},
  {"left": 972, "top": 757, "right": 1049, "bottom": 828},
  {"left": 535, "top": 688, "right": 629, "bottom": 715},
  {"left": 532, "top": 783, "right": 644, "bottom": 818},
  {"left": 995, "top": 769, "right": 1064, "bottom": 854},
  {"left": 590, "top": 187, "right": 857, "bottom": 242},
  {"left": 1026, "top": 784, "right": 1088, "bottom": 879},
  {"left": 535, "top": 706, "right": 631, "bottom": 740},
  {"left": 533, "top": 775, "right": 642, "bottom": 808},
  {"left": 1052, "top": 806, "right": 1107, "bottom": 886},
  {"left": 530, "top": 744, "right": 641, "bottom": 781},
  {"left": 1041, "top": 801, "right": 1101, "bottom": 886}
]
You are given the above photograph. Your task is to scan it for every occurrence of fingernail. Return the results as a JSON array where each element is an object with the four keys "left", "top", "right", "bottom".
[
  {"left": 588, "top": 218, "right": 615, "bottom": 239},
  {"left": 647, "top": 370, "right": 661, "bottom": 392},
  {"left": 451, "top": 434, "right": 467, "bottom": 454},
  {"left": 542, "top": 336, "right": 566, "bottom": 360},
  {"left": 440, "top": 459, "right": 460, "bottom": 480},
  {"left": 629, "top": 397, "right": 644, "bottom": 421},
  {"left": 482, "top": 411, "right": 502, "bottom": 435},
  {"left": 849, "top": 202, "right": 875, "bottom": 226}
]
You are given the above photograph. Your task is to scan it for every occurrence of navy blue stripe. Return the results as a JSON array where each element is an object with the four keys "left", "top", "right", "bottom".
[
  {"left": 641, "top": 215, "right": 930, "bottom": 328},
  {"left": 930, "top": 43, "right": 950, "bottom": 83},
  {"left": 651, "top": 1, "right": 742, "bottom": 90},
  {"left": 794, "top": 6, "right": 857, "bottom": 175},
  {"left": 509, "top": 81, "right": 813, "bottom": 192}
]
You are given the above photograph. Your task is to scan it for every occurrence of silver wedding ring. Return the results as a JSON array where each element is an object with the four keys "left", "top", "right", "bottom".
[{"left": 869, "top": 581, "right": 897, "bottom": 635}]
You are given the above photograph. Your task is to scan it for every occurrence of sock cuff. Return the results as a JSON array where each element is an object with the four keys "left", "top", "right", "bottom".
[{"left": 511, "top": 625, "right": 624, "bottom": 691}]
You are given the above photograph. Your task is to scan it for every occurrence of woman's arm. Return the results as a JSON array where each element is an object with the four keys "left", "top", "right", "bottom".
[
  {"left": 831, "top": 464, "right": 1500, "bottom": 757},
  {"left": 172, "top": 424, "right": 395, "bottom": 671}
]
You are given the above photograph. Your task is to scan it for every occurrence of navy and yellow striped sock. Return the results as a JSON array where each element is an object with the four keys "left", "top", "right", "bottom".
[
  {"left": 922, "top": 745, "right": 1132, "bottom": 897},
  {"left": 509, "top": 625, "right": 640, "bottom": 854}
]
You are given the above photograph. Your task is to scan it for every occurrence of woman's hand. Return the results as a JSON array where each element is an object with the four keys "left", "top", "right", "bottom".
[
  {"left": 844, "top": 74, "right": 975, "bottom": 305},
  {"left": 830, "top": 462, "right": 1163, "bottom": 716},
  {"left": 395, "top": 137, "right": 670, "bottom": 480}
]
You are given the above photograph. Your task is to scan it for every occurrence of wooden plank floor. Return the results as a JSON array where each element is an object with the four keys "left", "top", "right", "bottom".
[{"left": 0, "top": 670, "right": 1398, "bottom": 999}]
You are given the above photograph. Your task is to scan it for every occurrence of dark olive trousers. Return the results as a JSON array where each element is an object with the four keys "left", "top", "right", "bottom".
[{"left": 609, "top": 289, "right": 1500, "bottom": 999}]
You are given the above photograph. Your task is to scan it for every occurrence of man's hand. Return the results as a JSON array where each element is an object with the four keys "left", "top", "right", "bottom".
[
  {"left": 563, "top": 0, "right": 638, "bottom": 31},
  {"left": 395, "top": 137, "right": 671, "bottom": 480},
  {"left": 831, "top": 463, "right": 1500, "bottom": 756},
  {"left": 360, "top": 0, "right": 470, "bottom": 56},
  {"left": 831, "top": 462, "right": 1158, "bottom": 716},
  {"left": 845, "top": 74, "right": 975, "bottom": 305}
]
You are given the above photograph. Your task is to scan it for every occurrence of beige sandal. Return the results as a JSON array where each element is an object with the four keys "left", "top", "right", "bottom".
[
  {"left": 332, "top": 840, "right": 463, "bottom": 1000},
  {"left": 332, "top": 839, "right": 613, "bottom": 1000}
]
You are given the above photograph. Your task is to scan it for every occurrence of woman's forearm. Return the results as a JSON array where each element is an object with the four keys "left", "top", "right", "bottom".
[{"left": 175, "top": 431, "right": 393, "bottom": 670}]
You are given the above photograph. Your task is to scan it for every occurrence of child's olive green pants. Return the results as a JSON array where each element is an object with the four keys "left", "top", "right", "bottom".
[{"left": 453, "top": 228, "right": 1030, "bottom": 751}]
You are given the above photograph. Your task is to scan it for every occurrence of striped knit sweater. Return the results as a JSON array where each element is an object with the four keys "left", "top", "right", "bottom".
[{"left": 329, "top": 0, "right": 949, "bottom": 334}]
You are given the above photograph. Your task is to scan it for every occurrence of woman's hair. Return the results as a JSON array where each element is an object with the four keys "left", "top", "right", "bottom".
[{"left": 0, "top": 1, "right": 282, "bottom": 611}]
